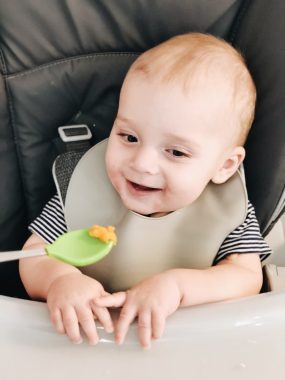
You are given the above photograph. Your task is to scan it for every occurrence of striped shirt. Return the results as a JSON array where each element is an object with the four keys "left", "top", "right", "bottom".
[{"left": 29, "top": 194, "right": 272, "bottom": 263}]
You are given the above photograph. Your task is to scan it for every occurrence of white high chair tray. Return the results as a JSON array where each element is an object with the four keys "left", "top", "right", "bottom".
[{"left": 1, "top": 291, "right": 285, "bottom": 380}]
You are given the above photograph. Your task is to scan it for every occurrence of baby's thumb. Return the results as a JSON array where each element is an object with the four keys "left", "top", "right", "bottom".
[{"left": 94, "top": 292, "right": 126, "bottom": 308}]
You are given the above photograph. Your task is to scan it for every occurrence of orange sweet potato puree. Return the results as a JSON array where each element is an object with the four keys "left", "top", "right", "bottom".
[{"left": 88, "top": 225, "right": 117, "bottom": 245}]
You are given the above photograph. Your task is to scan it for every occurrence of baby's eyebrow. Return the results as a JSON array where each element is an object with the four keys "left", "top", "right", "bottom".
[{"left": 115, "top": 115, "right": 134, "bottom": 125}]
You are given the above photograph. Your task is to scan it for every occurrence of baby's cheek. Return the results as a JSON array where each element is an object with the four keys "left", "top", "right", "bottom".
[
  {"left": 168, "top": 182, "right": 198, "bottom": 208},
  {"left": 107, "top": 168, "right": 118, "bottom": 188},
  {"left": 108, "top": 167, "right": 123, "bottom": 195},
  {"left": 105, "top": 152, "right": 117, "bottom": 179}
]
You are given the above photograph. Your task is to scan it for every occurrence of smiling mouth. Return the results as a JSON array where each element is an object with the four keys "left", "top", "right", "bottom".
[{"left": 127, "top": 180, "right": 162, "bottom": 192}]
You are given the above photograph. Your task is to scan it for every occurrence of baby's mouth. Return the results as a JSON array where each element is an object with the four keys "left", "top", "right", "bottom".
[{"left": 127, "top": 180, "right": 162, "bottom": 192}]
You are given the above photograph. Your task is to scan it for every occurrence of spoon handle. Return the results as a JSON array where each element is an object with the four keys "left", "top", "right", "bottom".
[{"left": 0, "top": 248, "right": 46, "bottom": 263}]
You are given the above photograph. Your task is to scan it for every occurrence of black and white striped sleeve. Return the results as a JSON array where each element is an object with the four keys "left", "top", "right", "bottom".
[
  {"left": 214, "top": 200, "right": 272, "bottom": 264},
  {"left": 29, "top": 194, "right": 67, "bottom": 243}
]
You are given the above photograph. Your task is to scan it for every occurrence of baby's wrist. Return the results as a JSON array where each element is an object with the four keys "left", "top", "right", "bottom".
[
  {"left": 164, "top": 269, "right": 184, "bottom": 303},
  {"left": 46, "top": 268, "right": 81, "bottom": 293}
]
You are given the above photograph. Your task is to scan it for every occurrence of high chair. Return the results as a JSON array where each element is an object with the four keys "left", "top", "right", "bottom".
[
  {"left": 1, "top": 2, "right": 285, "bottom": 379},
  {"left": 0, "top": 1, "right": 284, "bottom": 293}
]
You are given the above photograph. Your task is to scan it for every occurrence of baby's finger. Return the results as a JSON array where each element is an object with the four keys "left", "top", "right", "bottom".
[
  {"left": 76, "top": 306, "right": 99, "bottom": 345},
  {"left": 49, "top": 307, "right": 65, "bottom": 334},
  {"left": 115, "top": 305, "right": 137, "bottom": 345},
  {"left": 61, "top": 307, "right": 82, "bottom": 344},
  {"left": 138, "top": 311, "right": 152, "bottom": 348},
  {"left": 151, "top": 311, "right": 165, "bottom": 340},
  {"left": 94, "top": 292, "right": 126, "bottom": 308},
  {"left": 91, "top": 305, "right": 114, "bottom": 333}
]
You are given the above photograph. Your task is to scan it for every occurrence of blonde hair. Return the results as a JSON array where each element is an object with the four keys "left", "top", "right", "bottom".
[{"left": 128, "top": 33, "right": 256, "bottom": 145}]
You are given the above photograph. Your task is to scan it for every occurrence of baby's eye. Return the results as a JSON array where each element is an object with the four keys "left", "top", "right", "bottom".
[
  {"left": 127, "top": 134, "right": 138, "bottom": 143},
  {"left": 167, "top": 149, "right": 189, "bottom": 158},
  {"left": 118, "top": 133, "right": 138, "bottom": 143}
]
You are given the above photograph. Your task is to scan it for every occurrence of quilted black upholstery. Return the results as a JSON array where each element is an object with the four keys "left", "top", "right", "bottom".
[{"left": 0, "top": 0, "right": 284, "bottom": 297}]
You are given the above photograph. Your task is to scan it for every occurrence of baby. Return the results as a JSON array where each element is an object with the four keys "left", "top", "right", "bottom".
[{"left": 20, "top": 33, "right": 271, "bottom": 348}]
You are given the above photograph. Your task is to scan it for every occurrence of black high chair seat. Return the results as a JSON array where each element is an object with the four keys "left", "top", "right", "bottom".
[{"left": 0, "top": 0, "right": 284, "bottom": 297}]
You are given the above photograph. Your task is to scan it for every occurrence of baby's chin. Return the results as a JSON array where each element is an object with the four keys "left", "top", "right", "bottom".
[
  {"left": 120, "top": 198, "right": 163, "bottom": 216},
  {"left": 125, "top": 205, "right": 156, "bottom": 216},
  {"left": 130, "top": 209, "right": 168, "bottom": 217}
]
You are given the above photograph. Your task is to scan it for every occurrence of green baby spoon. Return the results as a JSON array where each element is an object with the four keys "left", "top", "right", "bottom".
[{"left": 0, "top": 227, "right": 116, "bottom": 267}]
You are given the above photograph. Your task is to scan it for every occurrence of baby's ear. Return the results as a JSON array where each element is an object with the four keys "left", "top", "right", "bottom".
[{"left": 211, "top": 146, "right": 245, "bottom": 184}]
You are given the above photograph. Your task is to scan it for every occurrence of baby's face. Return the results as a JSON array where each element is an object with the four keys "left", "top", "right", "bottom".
[{"left": 106, "top": 74, "right": 236, "bottom": 215}]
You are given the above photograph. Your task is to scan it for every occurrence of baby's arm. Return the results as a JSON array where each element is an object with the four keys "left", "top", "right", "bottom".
[
  {"left": 20, "top": 233, "right": 114, "bottom": 344},
  {"left": 173, "top": 252, "right": 262, "bottom": 306},
  {"left": 95, "top": 253, "right": 262, "bottom": 347}
]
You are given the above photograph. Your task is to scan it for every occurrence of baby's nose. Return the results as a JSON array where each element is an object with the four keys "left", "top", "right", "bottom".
[{"left": 131, "top": 148, "right": 159, "bottom": 175}]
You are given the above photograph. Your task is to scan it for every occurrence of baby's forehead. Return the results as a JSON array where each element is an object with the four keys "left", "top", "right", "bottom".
[
  {"left": 124, "top": 69, "right": 236, "bottom": 124},
  {"left": 124, "top": 75, "right": 235, "bottom": 140},
  {"left": 127, "top": 61, "right": 237, "bottom": 109}
]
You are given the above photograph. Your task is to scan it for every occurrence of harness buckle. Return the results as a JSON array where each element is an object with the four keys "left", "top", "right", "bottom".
[{"left": 58, "top": 125, "right": 92, "bottom": 152}]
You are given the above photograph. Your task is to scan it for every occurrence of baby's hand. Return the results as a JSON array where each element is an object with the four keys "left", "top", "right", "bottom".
[
  {"left": 47, "top": 272, "right": 114, "bottom": 345},
  {"left": 94, "top": 271, "right": 182, "bottom": 348}
]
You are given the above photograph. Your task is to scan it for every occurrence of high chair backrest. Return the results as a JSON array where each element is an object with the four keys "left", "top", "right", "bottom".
[{"left": 0, "top": 0, "right": 284, "bottom": 297}]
